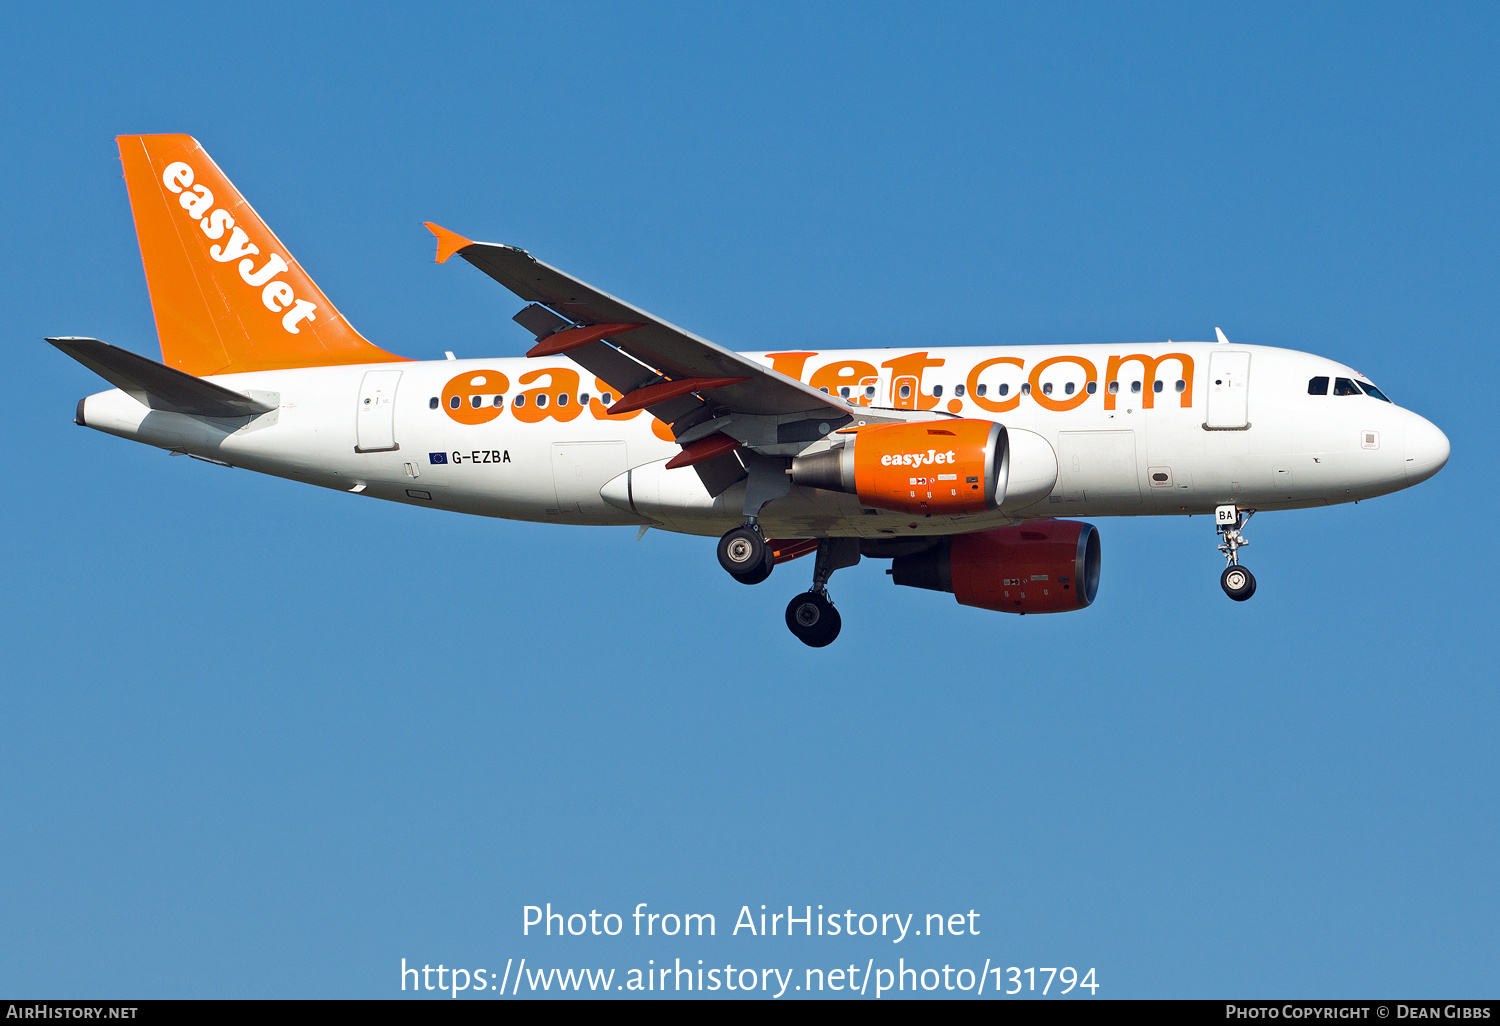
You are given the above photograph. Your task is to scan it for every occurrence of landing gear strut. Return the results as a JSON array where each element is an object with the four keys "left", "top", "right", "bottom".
[
  {"left": 1215, "top": 504, "right": 1257, "bottom": 601},
  {"left": 785, "top": 538, "right": 859, "bottom": 647}
]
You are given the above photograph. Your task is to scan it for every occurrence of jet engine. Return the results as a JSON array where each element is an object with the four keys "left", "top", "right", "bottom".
[
  {"left": 889, "top": 520, "right": 1101, "bottom": 613},
  {"left": 790, "top": 420, "right": 1005, "bottom": 515}
]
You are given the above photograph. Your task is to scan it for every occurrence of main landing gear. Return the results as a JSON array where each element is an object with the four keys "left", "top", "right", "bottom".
[
  {"left": 717, "top": 457, "right": 793, "bottom": 586},
  {"left": 1215, "top": 504, "right": 1257, "bottom": 601},
  {"left": 717, "top": 521, "right": 773, "bottom": 585},
  {"left": 717, "top": 460, "right": 859, "bottom": 646},
  {"left": 786, "top": 591, "right": 839, "bottom": 648},
  {"left": 785, "top": 538, "right": 860, "bottom": 648}
]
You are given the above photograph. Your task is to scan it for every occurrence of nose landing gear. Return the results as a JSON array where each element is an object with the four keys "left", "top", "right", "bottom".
[
  {"left": 785, "top": 537, "right": 860, "bottom": 647},
  {"left": 1215, "top": 504, "right": 1257, "bottom": 601}
]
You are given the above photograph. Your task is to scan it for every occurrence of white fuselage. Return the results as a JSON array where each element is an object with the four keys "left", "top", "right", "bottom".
[{"left": 76, "top": 341, "right": 1449, "bottom": 539}]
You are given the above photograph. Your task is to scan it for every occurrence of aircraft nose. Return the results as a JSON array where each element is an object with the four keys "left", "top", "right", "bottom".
[{"left": 1404, "top": 413, "right": 1450, "bottom": 485}]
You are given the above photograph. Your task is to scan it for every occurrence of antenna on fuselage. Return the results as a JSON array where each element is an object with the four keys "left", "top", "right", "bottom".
[{"left": 1214, "top": 327, "right": 1231, "bottom": 344}]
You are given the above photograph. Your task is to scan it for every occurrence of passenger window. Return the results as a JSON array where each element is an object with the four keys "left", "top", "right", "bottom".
[
  {"left": 1108, "top": 381, "right": 1119, "bottom": 394},
  {"left": 449, "top": 395, "right": 461, "bottom": 410},
  {"left": 492, "top": 395, "right": 504, "bottom": 407},
  {"left": 1041, "top": 382, "right": 1053, "bottom": 395},
  {"left": 976, "top": 383, "right": 987, "bottom": 397},
  {"left": 470, "top": 395, "right": 483, "bottom": 408},
  {"left": 1086, "top": 381, "right": 1097, "bottom": 394},
  {"left": 1152, "top": 380, "right": 1163, "bottom": 393},
  {"left": 954, "top": 384, "right": 965, "bottom": 397},
  {"left": 601, "top": 392, "right": 613, "bottom": 405},
  {"left": 536, "top": 393, "right": 549, "bottom": 408},
  {"left": 429, "top": 397, "right": 439, "bottom": 410},
  {"left": 1174, "top": 379, "right": 1185, "bottom": 393},
  {"left": 1064, "top": 382, "right": 1075, "bottom": 395},
  {"left": 579, "top": 393, "right": 590, "bottom": 405},
  {"left": 864, "top": 385, "right": 876, "bottom": 398},
  {"left": 557, "top": 393, "right": 569, "bottom": 406},
  {"left": 1021, "top": 382, "right": 1031, "bottom": 395},
  {"left": 839, "top": 386, "right": 850, "bottom": 398},
  {"left": 1130, "top": 381, "right": 1142, "bottom": 394},
  {"left": 997, "top": 384, "right": 1009, "bottom": 396},
  {"left": 1333, "top": 377, "right": 1360, "bottom": 396},
  {"left": 819, "top": 386, "right": 829, "bottom": 394},
  {"left": 514, "top": 394, "right": 526, "bottom": 407},
  {"left": 1358, "top": 382, "right": 1392, "bottom": 402},
  {"left": 932, "top": 385, "right": 943, "bottom": 398},
  {"left": 1308, "top": 376, "right": 1329, "bottom": 395}
]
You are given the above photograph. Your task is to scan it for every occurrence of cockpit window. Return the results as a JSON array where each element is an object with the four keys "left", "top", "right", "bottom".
[
  {"left": 1333, "top": 377, "right": 1361, "bottom": 396},
  {"left": 1308, "top": 376, "right": 1329, "bottom": 395},
  {"left": 1358, "top": 381, "right": 1392, "bottom": 403}
]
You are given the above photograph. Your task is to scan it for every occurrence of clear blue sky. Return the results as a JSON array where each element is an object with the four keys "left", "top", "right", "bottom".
[{"left": 2, "top": 1, "right": 1495, "bottom": 999}]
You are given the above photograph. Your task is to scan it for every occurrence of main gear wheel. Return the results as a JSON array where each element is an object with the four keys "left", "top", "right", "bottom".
[{"left": 785, "top": 591, "right": 841, "bottom": 647}]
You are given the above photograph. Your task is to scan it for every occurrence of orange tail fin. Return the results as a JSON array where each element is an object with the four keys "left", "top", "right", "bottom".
[{"left": 117, "top": 134, "right": 405, "bottom": 375}]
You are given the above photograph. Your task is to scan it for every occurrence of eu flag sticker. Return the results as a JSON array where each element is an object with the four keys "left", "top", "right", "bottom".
[{"left": 428, "top": 452, "right": 448, "bottom": 465}]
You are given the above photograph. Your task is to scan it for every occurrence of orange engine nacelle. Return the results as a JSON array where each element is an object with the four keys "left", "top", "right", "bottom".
[
  {"left": 789, "top": 420, "right": 1005, "bottom": 516},
  {"left": 890, "top": 520, "right": 1101, "bottom": 614}
]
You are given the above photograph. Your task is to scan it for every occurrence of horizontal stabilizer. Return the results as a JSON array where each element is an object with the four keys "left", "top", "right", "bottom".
[{"left": 47, "top": 337, "right": 276, "bottom": 418}]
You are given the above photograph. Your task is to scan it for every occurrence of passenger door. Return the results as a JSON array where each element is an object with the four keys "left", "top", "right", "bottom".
[
  {"left": 1205, "top": 351, "right": 1251, "bottom": 429},
  {"left": 355, "top": 370, "right": 402, "bottom": 452}
]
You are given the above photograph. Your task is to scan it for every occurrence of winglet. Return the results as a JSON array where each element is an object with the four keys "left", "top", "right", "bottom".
[{"left": 424, "top": 222, "right": 474, "bottom": 264}]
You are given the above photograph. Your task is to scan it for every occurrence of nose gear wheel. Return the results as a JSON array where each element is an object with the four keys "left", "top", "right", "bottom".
[{"left": 1220, "top": 564, "right": 1256, "bottom": 601}]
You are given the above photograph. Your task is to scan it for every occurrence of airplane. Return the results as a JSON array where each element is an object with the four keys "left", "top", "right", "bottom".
[{"left": 50, "top": 135, "right": 1450, "bottom": 647}]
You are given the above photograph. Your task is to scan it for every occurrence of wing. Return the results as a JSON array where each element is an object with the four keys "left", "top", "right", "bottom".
[{"left": 425, "top": 225, "right": 905, "bottom": 463}]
